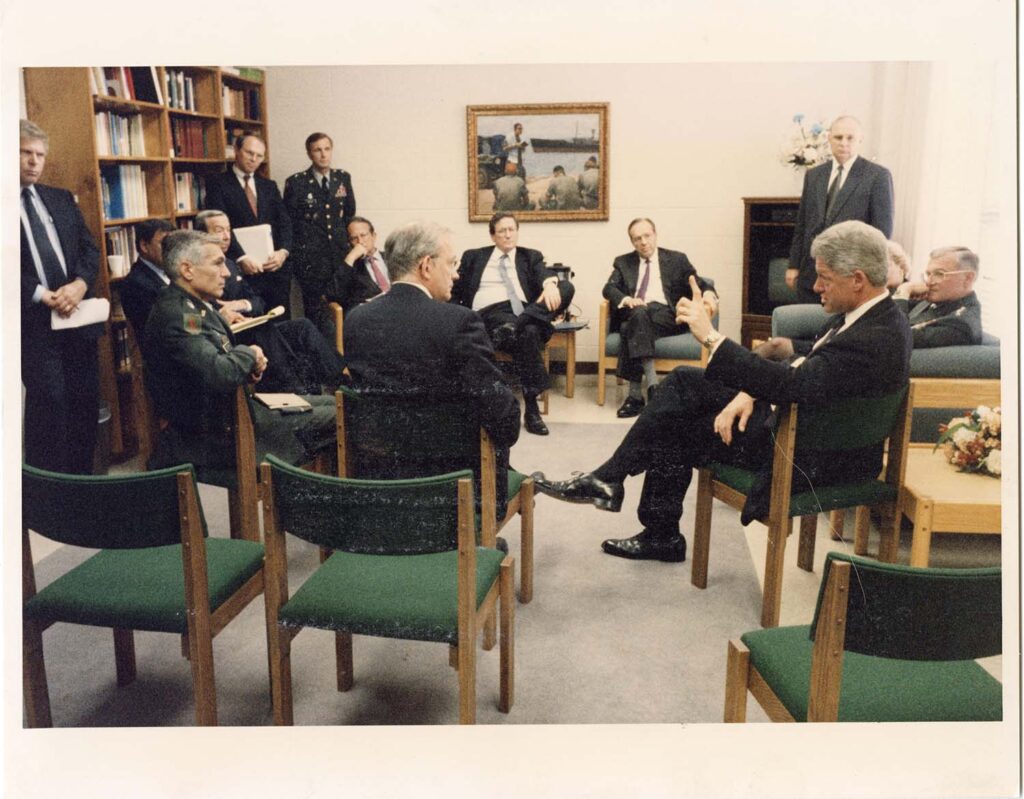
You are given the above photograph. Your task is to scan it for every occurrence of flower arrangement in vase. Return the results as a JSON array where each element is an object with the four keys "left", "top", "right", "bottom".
[
  {"left": 780, "top": 114, "right": 832, "bottom": 170},
  {"left": 936, "top": 405, "right": 1002, "bottom": 477}
]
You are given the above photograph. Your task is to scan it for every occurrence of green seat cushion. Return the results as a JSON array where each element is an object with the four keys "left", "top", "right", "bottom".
[
  {"left": 741, "top": 625, "right": 1002, "bottom": 722},
  {"left": 508, "top": 469, "right": 525, "bottom": 499},
  {"left": 24, "top": 539, "right": 265, "bottom": 634},
  {"left": 279, "top": 547, "right": 505, "bottom": 644},
  {"left": 710, "top": 464, "right": 896, "bottom": 517}
]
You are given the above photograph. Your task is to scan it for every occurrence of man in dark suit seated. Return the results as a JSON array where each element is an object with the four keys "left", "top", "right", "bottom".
[
  {"left": 143, "top": 230, "right": 335, "bottom": 473},
  {"left": 203, "top": 133, "right": 293, "bottom": 314},
  {"left": 120, "top": 219, "right": 175, "bottom": 335},
  {"left": 532, "top": 221, "right": 911, "bottom": 563},
  {"left": 19, "top": 119, "right": 104, "bottom": 474},
  {"left": 325, "top": 216, "right": 389, "bottom": 315},
  {"left": 603, "top": 217, "right": 718, "bottom": 418},
  {"left": 891, "top": 245, "right": 983, "bottom": 347},
  {"left": 452, "top": 212, "right": 574, "bottom": 436},
  {"left": 787, "top": 116, "right": 894, "bottom": 303},
  {"left": 343, "top": 220, "right": 520, "bottom": 495},
  {"left": 195, "top": 210, "right": 345, "bottom": 394}
]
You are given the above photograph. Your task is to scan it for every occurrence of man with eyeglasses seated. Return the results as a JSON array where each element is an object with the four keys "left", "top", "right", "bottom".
[{"left": 890, "top": 245, "right": 983, "bottom": 347}]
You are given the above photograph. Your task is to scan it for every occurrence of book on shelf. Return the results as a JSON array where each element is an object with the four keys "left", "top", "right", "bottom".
[
  {"left": 236, "top": 67, "right": 264, "bottom": 82},
  {"left": 127, "top": 66, "right": 162, "bottom": 104},
  {"left": 94, "top": 111, "right": 146, "bottom": 157},
  {"left": 100, "top": 165, "right": 149, "bottom": 220},
  {"left": 174, "top": 172, "right": 206, "bottom": 212},
  {"left": 105, "top": 225, "right": 139, "bottom": 267}
]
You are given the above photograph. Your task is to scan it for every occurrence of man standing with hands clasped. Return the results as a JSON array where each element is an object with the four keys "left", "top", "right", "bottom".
[
  {"left": 532, "top": 221, "right": 911, "bottom": 564},
  {"left": 787, "top": 116, "right": 894, "bottom": 303}
]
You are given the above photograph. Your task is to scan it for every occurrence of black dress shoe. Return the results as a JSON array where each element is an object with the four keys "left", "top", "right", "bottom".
[
  {"left": 491, "top": 322, "right": 517, "bottom": 351},
  {"left": 530, "top": 471, "right": 623, "bottom": 512},
  {"left": 524, "top": 408, "right": 549, "bottom": 435},
  {"left": 495, "top": 536, "right": 509, "bottom": 554},
  {"left": 616, "top": 396, "right": 645, "bottom": 418},
  {"left": 601, "top": 530, "right": 686, "bottom": 562}
]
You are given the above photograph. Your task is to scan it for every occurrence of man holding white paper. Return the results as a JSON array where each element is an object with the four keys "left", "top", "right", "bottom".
[{"left": 19, "top": 119, "right": 105, "bottom": 474}]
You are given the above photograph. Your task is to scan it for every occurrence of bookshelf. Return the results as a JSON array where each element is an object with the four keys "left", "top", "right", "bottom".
[{"left": 23, "top": 66, "right": 269, "bottom": 461}]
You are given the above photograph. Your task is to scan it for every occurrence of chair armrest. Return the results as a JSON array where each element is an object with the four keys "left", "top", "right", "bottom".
[{"left": 771, "top": 304, "right": 833, "bottom": 339}]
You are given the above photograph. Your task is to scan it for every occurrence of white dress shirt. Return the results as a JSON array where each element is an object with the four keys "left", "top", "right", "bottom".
[{"left": 472, "top": 247, "right": 529, "bottom": 311}]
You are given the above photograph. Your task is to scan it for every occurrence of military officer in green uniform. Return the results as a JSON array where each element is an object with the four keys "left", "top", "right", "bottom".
[
  {"left": 283, "top": 131, "right": 357, "bottom": 333},
  {"left": 143, "top": 229, "right": 335, "bottom": 473}
]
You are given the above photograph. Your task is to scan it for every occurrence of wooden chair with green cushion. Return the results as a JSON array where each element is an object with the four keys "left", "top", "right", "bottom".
[
  {"left": 692, "top": 385, "right": 913, "bottom": 628},
  {"left": 260, "top": 457, "right": 514, "bottom": 725},
  {"left": 724, "top": 551, "right": 1002, "bottom": 722},
  {"left": 22, "top": 464, "right": 267, "bottom": 727},
  {"left": 336, "top": 389, "right": 535, "bottom": 605}
]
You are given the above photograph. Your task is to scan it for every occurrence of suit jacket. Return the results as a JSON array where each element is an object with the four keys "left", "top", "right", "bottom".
[
  {"left": 896, "top": 292, "right": 983, "bottom": 348},
  {"left": 789, "top": 158, "right": 894, "bottom": 294},
  {"left": 20, "top": 184, "right": 101, "bottom": 339},
  {"left": 325, "top": 254, "right": 385, "bottom": 313},
  {"left": 707, "top": 295, "right": 912, "bottom": 523},
  {"left": 282, "top": 166, "right": 356, "bottom": 295},
  {"left": 602, "top": 248, "right": 714, "bottom": 330},
  {"left": 452, "top": 245, "right": 554, "bottom": 310},
  {"left": 120, "top": 257, "right": 169, "bottom": 335},
  {"left": 221, "top": 255, "right": 266, "bottom": 315},
  {"left": 203, "top": 170, "right": 293, "bottom": 262}
]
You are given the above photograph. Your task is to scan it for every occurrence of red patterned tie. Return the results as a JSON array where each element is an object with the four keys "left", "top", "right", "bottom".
[
  {"left": 243, "top": 174, "right": 258, "bottom": 216},
  {"left": 367, "top": 254, "right": 389, "bottom": 291}
]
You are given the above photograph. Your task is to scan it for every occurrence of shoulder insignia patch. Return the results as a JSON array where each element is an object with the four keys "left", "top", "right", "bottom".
[{"left": 183, "top": 312, "right": 203, "bottom": 334}]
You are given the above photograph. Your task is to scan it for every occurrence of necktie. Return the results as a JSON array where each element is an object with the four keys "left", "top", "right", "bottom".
[
  {"left": 636, "top": 258, "right": 651, "bottom": 300},
  {"left": 497, "top": 254, "right": 524, "bottom": 315},
  {"left": 825, "top": 164, "right": 844, "bottom": 216},
  {"left": 321, "top": 176, "right": 329, "bottom": 192},
  {"left": 366, "top": 254, "right": 389, "bottom": 291},
  {"left": 22, "top": 188, "right": 67, "bottom": 290},
  {"left": 243, "top": 174, "right": 258, "bottom": 216},
  {"left": 811, "top": 314, "right": 846, "bottom": 352}
]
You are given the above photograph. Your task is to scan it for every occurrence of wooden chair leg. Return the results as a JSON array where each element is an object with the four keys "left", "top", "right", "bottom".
[
  {"left": 879, "top": 501, "right": 903, "bottom": 564},
  {"left": 829, "top": 508, "right": 845, "bottom": 541},
  {"left": 23, "top": 619, "right": 52, "bottom": 728},
  {"left": 482, "top": 611, "right": 497, "bottom": 651},
  {"left": 691, "top": 469, "right": 713, "bottom": 588},
  {"left": 541, "top": 347, "right": 550, "bottom": 415},
  {"left": 723, "top": 639, "right": 750, "bottom": 722},
  {"left": 458, "top": 629, "right": 477, "bottom": 725},
  {"left": 597, "top": 358, "right": 607, "bottom": 406},
  {"left": 761, "top": 517, "right": 791, "bottom": 628},
  {"left": 113, "top": 627, "right": 137, "bottom": 687},
  {"left": 181, "top": 633, "right": 190, "bottom": 660},
  {"left": 227, "top": 487, "right": 260, "bottom": 542},
  {"left": 797, "top": 515, "right": 816, "bottom": 572},
  {"left": 268, "top": 623, "right": 294, "bottom": 726},
  {"left": 518, "top": 480, "right": 534, "bottom": 604},
  {"left": 335, "top": 631, "right": 354, "bottom": 692},
  {"left": 853, "top": 506, "right": 871, "bottom": 556},
  {"left": 499, "top": 559, "right": 514, "bottom": 713},
  {"left": 187, "top": 627, "right": 218, "bottom": 726},
  {"left": 449, "top": 644, "right": 459, "bottom": 669}
]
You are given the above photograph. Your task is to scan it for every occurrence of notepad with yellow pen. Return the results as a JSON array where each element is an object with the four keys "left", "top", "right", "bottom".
[{"left": 254, "top": 393, "right": 313, "bottom": 414}]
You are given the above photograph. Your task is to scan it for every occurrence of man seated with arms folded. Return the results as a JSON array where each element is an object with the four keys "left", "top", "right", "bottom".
[
  {"left": 343, "top": 220, "right": 521, "bottom": 510},
  {"left": 196, "top": 209, "right": 346, "bottom": 394},
  {"left": 120, "top": 220, "right": 175, "bottom": 335},
  {"left": 143, "top": 230, "right": 336, "bottom": 472},
  {"left": 453, "top": 212, "right": 575, "bottom": 436},
  {"left": 532, "top": 221, "right": 911, "bottom": 563},
  {"left": 604, "top": 218, "right": 718, "bottom": 418},
  {"left": 759, "top": 242, "right": 980, "bottom": 362},
  {"left": 891, "top": 245, "right": 983, "bottom": 347},
  {"left": 324, "top": 216, "right": 390, "bottom": 315}
]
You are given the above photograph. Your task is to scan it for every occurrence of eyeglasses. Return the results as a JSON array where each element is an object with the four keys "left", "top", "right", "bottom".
[{"left": 923, "top": 269, "right": 972, "bottom": 283}]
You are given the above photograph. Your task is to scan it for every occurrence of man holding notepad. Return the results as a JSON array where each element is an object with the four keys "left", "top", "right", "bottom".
[{"left": 143, "top": 230, "right": 335, "bottom": 472}]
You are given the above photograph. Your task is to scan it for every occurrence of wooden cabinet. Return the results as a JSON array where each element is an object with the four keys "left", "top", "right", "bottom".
[
  {"left": 740, "top": 197, "right": 800, "bottom": 348},
  {"left": 23, "top": 66, "right": 269, "bottom": 461}
]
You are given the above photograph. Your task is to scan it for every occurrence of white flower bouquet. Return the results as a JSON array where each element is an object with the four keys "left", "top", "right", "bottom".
[
  {"left": 936, "top": 405, "right": 1002, "bottom": 477},
  {"left": 780, "top": 114, "right": 832, "bottom": 170}
]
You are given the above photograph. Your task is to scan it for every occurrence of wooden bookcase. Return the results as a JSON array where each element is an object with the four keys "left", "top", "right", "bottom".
[
  {"left": 740, "top": 197, "right": 800, "bottom": 348},
  {"left": 23, "top": 66, "right": 270, "bottom": 461}
]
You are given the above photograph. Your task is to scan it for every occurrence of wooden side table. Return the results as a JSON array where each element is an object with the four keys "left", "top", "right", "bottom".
[{"left": 900, "top": 445, "right": 1002, "bottom": 567}]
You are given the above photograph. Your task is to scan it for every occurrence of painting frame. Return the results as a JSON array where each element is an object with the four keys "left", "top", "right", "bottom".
[{"left": 466, "top": 102, "right": 609, "bottom": 223}]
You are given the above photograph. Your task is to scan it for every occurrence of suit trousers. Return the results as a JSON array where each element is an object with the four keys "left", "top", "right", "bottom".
[
  {"left": 22, "top": 331, "right": 100, "bottom": 474},
  {"left": 595, "top": 366, "right": 771, "bottom": 539},
  {"left": 615, "top": 302, "right": 684, "bottom": 381},
  {"left": 238, "top": 318, "right": 346, "bottom": 394},
  {"left": 246, "top": 269, "right": 293, "bottom": 319}
]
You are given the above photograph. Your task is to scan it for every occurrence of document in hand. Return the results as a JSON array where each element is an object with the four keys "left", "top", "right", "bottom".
[
  {"left": 50, "top": 297, "right": 111, "bottom": 330},
  {"left": 229, "top": 305, "right": 286, "bottom": 334},
  {"left": 234, "top": 223, "right": 274, "bottom": 263},
  {"left": 254, "top": 393, "right": 313, "bottom": 414}
]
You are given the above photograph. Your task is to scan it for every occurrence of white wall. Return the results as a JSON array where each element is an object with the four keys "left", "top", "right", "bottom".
[{"left": 265, "top": 62, "right": 879, "bottom": 359}]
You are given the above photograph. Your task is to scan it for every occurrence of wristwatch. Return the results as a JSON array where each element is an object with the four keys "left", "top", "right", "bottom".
[{"left": 702, "top": 330, "right": 723, "bottom": 349}]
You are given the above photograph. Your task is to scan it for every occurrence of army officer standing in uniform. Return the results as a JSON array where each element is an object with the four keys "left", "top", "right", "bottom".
[{"left": 283, "top": 131, "right": 357, "bottom": 335}]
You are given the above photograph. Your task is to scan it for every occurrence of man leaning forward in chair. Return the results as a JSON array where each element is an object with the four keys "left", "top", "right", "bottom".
[
  {"left": 533, "top": 221, "right": 911, "bottom": 562},
  {"left": 144, "top": 230, "right": 336, "bottom": 472}
]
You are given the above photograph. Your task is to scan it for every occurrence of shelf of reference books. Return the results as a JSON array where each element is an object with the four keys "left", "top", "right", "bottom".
[{"left": 167, "top": 109, "right": 222, "bottom": 121}]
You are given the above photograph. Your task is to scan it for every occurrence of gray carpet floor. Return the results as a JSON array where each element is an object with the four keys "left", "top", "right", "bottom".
[{"left": 29, "top": 421, "right": 776, "bottom": 727}]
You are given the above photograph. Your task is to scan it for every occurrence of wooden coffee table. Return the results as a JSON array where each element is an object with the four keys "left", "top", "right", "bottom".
[{"left": 900, "top": 444, "right": 1002, "bottom": 567}]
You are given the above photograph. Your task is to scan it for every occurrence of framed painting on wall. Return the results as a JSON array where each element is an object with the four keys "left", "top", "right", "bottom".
[{"left": 466, "top": 102, "right": 609, "bottom": 222}]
